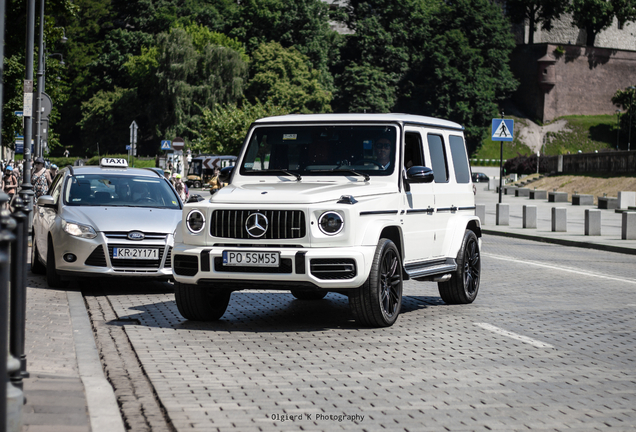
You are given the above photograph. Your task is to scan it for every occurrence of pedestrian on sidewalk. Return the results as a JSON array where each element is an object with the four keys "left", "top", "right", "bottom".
[
  {"left": 3, "top": 165, "right": 19, "bottom": 201},
  {"left": 32, "top": 156, "right": 49, "bottom": 199}
]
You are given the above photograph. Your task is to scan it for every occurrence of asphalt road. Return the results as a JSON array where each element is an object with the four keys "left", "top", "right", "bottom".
[{"left": 84, "top": 235, "right": 636, "bottom": 431}]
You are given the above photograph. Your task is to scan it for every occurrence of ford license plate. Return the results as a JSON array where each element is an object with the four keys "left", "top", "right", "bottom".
[
  {"left": 113, "top": 248, "right": 159, "bottom": 260},
  {"left": 222, "top": 251, "right": 280, "bottom": 267}
]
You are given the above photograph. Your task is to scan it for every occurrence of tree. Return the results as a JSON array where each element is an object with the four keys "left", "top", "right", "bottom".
[
  {"left": 246, "top": 42, "right": 332, "bottom": 113},
  {"left": 611, "top": 85, "right": 636, "bottom": 148},
  {"left": 570, "top": 0, "right": 636, "bottom": 46},
  {"left": 194, "top": 101, "right": 290, "bottom": 155},
  {"left": 506, "top": 0, "right": 569, "bottom": 44},
  {"left": 229, "top": 0, "right": 342, "bottom": 90}
]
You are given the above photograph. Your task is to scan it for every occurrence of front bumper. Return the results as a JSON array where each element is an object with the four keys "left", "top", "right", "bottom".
[
  {"left": 171, "top": 244, "right": 377, "bottom": 289},
  {"left": 52, "top": 231, "right": 174, "bottom": 280}
]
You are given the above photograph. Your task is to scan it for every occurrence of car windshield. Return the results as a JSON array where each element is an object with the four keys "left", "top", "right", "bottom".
[
  {"left": 64, "top": 174, "right": 181, "bottom": 209},
  {"left": 239, "top": 125, "right": 398, "bottom": 177}
]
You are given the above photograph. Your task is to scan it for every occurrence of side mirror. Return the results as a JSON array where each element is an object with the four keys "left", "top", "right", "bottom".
[
  {"left": 218, "top": 166, "right": 234, "bottom": 183},
  {"left": 37, "top": 195, "right": 57, "bottom": 208},
  {"left": 406, "top": 166, "right": 434, "bottom": 184}
]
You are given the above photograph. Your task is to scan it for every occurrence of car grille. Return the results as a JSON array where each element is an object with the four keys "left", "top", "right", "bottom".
[
  {"left": 210, "top": 210, "right": 306, "bottom": 240},
  {"left": 104, "top": 232, "right": 168, "bottom": 240},
  {"left": 108, "top": 245, "right": 166, "bottom": 268},
  {"left": 163, "top": 247, "right": 172, "bottom": 268}
]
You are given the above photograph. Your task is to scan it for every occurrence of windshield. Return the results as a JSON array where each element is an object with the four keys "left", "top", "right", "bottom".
[
  {"left": 240, "top": 125, "right": 398, "bottom": 177},
  {"left": 187, "top": 160, "right": 202, "bottom": 177},
  {"left": 64, "top": 174, "right": 181, "bottom": 209}
]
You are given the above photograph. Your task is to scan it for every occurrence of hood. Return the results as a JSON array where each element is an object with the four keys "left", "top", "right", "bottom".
[
  {"left": 61, "top": 206, "right": 182, "bottom": 233},
  {"left": 211, "top": 180, "right": 397, "bottom": 204}
]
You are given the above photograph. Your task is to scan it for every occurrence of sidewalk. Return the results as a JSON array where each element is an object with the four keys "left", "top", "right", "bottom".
[
  {"left": 21, "top": 268, "right": 124, "bottom": 432},
  {"left": 475, "top": 184, "right": 636, "bottom": 255}
]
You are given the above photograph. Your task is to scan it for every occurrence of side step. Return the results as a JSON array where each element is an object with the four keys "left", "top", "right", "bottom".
[{"left": 404, "top": 258, "right": 457, "bottom": 281}]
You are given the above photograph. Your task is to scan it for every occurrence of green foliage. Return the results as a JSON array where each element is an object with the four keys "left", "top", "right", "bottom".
[
  {"left": 78, "top": 87, "right": 139, "bottom": 155},
  {"left": 154, "top": 27, "right": 248, "bottom": 143},
  {"left": 336, "top": 64, "right": 397, "bottom": 113},
  {"left": 194, "top": 101, "right": 291, "bottom": 155},
  {"left": 544, "top": 115, "right": 619, "bottom": 153},
  {"left": 506, "top": 0, "right": 568, "bottom": 44},
  {"left": 569, "top": 0, "right": 636, "bottom": 46},
  {"left": 246, "top": 42, "right": 332, "bottom": 113},
  {"left": 176, "top": 22, "right": 248, "bottom": 63},
  {"left": 229, "top": 0, "right": 341, "bottom": 90},
  {"left": 123, "top": 46, "right": 159, "bottom": 85}
]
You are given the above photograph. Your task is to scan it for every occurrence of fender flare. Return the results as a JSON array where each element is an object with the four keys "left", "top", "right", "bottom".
[{"left": 444, "top": 214, "right": 482, "bottom": 257}]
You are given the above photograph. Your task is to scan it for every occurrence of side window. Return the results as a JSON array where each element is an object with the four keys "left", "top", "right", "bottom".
[
  {"left": 404, "top": 132, "right": 425, "bottom": 168},
  {"left": 427, "top": 134, "right": 448, "bottom": 183},
  {"left": 449, "top": 135, "right": 470, "bottom": 184},
  {"left": 49, "top": 174, "right": 64, "bottom": 203}
]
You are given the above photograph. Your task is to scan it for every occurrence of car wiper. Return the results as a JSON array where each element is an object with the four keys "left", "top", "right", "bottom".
[
  {"left": 259, "top": 169, "right": 302, "bottom": 181},
  {"left": 308, "top": 169, "right": 370, "bottom": 181}
]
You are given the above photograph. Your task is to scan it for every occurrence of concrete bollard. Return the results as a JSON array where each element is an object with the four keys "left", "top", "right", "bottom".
[
  {"left": 475, "top": 204, "right": 486, "bottom": 225},
  {"left": 496, "top": 203, "right": 509, "bottom": 226},
  {"left": 585, "top": 209, "right": 601, "bottom": 236},
  {"left": 529, "top": 189, "right": 548, "bottom": 200},
  {"left": 572, "top": 194, "right": 594, "bottom": 206},
  {"left": 515, "top": 188, "right": 530, "bottom": 197},
  {"left": 548, "top": 192, "right": 568, "bottom": 203},
  {"left": 622, "top": 212, "right": 636, "bottom": 240},
  {"left": 488, "top": 178, "right": 497, "bottom": 191},
  {"left": 551, "top": 207, "right": 567, "bottom": 232},
  {"left": 618, "top": 191, "right": 636, "bottom": 209},
  {"left": 522, "top": 205, "right": 537, "bottom": 228}
]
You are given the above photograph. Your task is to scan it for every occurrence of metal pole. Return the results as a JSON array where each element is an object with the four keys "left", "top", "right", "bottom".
[
  {"left": 498, "top": 112, "right": 504, "bottom": 204},
  {"left": 34, "top": 0, "right": 46, "bottom": 158},
  {"left": 13, "top": 0, "right": 38, "bottom": 388},
  {"left": 0, "top": 0, "right": 10, "bottom": 426}
]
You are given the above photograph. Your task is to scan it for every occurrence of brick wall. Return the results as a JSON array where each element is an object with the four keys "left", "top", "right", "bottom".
[{"left": 510, "top": 44, "right": 636, "bottom": 122}]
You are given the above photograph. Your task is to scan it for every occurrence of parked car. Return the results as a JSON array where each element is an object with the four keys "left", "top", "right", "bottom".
[
  {"left": 472, "top": 172, "right": 489, "bottom": 183},
  {"left": 31, "top": 158, "right": 183, "bottom": 287},
  {"left": 172, "top": 114, "right": 482, "bottom": 327}
]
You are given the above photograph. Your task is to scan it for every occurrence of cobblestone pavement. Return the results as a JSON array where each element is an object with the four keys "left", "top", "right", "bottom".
[{"left": 88, "top": 235, "right": 636, "bottom": 432}]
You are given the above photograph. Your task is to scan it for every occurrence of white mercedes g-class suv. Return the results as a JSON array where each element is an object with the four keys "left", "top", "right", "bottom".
[{"left": 172, "top": 113, "right": 481, "bottom": 327}]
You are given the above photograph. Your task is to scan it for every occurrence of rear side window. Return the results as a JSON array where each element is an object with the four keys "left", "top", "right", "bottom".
[
  {"left": 449, "top": 135, "right": 470, "bottom": 183},
  {"left": 427, "top": 134, "right": 448, "bottom": 183}
]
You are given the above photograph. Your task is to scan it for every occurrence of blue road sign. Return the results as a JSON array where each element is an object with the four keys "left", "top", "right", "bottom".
[
  {"left": 126, "top": 145, "right": 131, "bottom": 150},
  {"left": 491, "top": 119, "right": 514, "bottom": 141},
  {"left": 161, "top": 140, "right": 172, "bottom": 150},
  {"left": 14, "top": 111, "right": 23, "bottom": 117}
]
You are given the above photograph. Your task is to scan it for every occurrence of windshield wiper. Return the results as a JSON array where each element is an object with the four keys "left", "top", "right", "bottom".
[
  {"left": 308, "top": 169, "right": 370, "bottom": 181},
  {"left": 259, "top": 169, "right": 302, "bottom": 181}
]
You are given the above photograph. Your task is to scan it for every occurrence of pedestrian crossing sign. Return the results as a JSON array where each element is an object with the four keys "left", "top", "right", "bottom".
[
  {"left": 161, "top": 140, "right": 172, "bottom": 150},
  {"left": 491, "top": 119, "right": 514, "bottom": 141}
]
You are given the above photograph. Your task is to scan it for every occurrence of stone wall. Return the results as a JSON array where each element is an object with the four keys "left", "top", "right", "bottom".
[
  {"left": 542, "top": 151, "right": 636, "bottom": 174},
  {"left": 510, "top": 44, "right": 636, "bottom": 122}
]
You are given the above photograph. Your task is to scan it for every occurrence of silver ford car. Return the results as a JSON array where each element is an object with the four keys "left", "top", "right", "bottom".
[{"left": 31, "top": 158, "right": 183, "bottom": 287}]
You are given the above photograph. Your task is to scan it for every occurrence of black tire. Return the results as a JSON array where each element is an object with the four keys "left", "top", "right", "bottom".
[
  {"left": 290, "top": 289, "right": 327, "bottom": 300},
  {"left": 46, "top": 239, "right": 68, "bottom": 288},
  {"left": 349, "top": 238, "right": 403, "bottom": 327},
  {"left": 193, "top": 181, "right": 201, "bottom": 189},
  {"left": 438, "top": 230, "right": 480, "bottom": 305},
  {"left": 30, "top": 234, "right": 46, "bottom": 275},
  {"left": 174, "top": 281, "right": 231, "bottom": 321}
]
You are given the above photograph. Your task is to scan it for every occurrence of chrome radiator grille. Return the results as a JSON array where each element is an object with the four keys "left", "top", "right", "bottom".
[{"left": 210, "top": 210, "right": 306, "bottom": 240}]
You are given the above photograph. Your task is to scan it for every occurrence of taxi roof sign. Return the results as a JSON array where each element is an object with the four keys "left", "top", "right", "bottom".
[{"left": 100, "top": 158, "right": 128, "bottom": 168}]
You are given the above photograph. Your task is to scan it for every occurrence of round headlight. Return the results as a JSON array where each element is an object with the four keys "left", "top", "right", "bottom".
[
  {"left": 318, "top": 211, "right": 344, "bottom": 235},
  {"left": 186, "top": 209, "right": 205, "bottom": 234}
]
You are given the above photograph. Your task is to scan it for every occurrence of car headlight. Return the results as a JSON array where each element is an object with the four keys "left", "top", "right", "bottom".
[
  {"left": 318, "top": 211, "right": 344, "bottom": 235},
  {"left": 62, "top": 219, "right": 97, "bottom": 239},
  {"left": 186, "top": 209, "right": 205, "bottom": 234}
]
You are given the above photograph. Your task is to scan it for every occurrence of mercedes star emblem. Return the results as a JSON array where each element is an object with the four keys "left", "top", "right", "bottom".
[{"left": 245, "top": 212, "right": 268, "bottom": 238}]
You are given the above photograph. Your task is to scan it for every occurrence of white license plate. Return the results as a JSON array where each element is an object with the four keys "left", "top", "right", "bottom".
[
  {"left": 222, "top": 251, "right": 280, "bottom": 267},
  {"left": 113, "top": 248, "right": 159, "bottom": 260}
]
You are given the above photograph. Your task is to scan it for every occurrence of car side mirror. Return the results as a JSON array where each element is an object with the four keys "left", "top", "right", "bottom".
[
  {"left": 37, "top": 195, "right": 57, "bottom": 208},
  {"left": 405, "top": 166, "right": 434, "bottom": 184},
  {"left": 218, "top": 166, "right": 234, "bottom": 183}
]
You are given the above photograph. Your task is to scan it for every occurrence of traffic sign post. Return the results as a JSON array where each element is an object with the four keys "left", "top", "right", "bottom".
[{"left": 491, "top": 116, "right": 514, "bottom": 204}]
